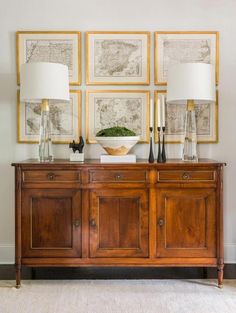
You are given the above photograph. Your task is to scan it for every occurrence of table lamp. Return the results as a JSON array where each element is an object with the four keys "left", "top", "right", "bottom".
[
  {"left": 167, "top": 63, "right": 216, "bottom": 162},
  {"left": 20, "top": 62, "right": 70, "bottom": 162}
]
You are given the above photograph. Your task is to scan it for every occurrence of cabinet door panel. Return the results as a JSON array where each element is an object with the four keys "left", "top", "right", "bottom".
[
  {"left": 90, "top": 189, "right": 149, "bottom": 258},
  {"left": 156, "top": 189, "right": 216, "bottom": 258},
  {"left": 31, "top": 197, "right": 73, "bottom": 248},
  {"left": 119, "top": 198, "right": 140, "bottom": 248},
  {"left": 99, "top": 197, "right": 119, "bottom": 248},
  {"left": 22, "top": 189, "right": 81, "bottom": 257}
]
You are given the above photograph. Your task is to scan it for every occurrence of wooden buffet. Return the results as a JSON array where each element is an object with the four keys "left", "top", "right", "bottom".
[{"left": 12, "top": 159, "right": 225, "bottom": 288}]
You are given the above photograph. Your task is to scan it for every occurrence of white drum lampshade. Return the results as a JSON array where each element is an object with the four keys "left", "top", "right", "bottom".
[
  {"left": 20, "top": 62, "right": 70, "bottom": 162},
  {"left": 20, "top": 62, "right": 70, "bottom": 102},
  {"left": 167, "top": 63, "right": 216, "bottom": 161},
  {"left": 167, "top": 63, "right": 216, "bottom": 104}
]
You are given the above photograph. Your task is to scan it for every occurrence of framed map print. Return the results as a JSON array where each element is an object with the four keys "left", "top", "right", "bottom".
[
  {"left": 154, "top": 90, "right": 218, "bottom": 143},
  {"left": 17, "top": 90, "right": 81, "bottom": 144},
  {"left": 86, "top": 31, "right": 150, "bottom": 85},
  {"left": 154, "top": 31, "right": 219, "bottom": 85},
  {"left": 86, "top": 90, "right": 150, "bottom": 143},
  {"left": 16, "top": 31, "right": 81, "bottom": 85}
]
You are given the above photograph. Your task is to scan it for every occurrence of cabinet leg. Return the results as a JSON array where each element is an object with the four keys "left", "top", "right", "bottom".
[
  {"left": 217, "top": 264, "right": 224, "bottom": 288},
  {"left": 15, "top": 264, "right": 21, "bottom": 289}
]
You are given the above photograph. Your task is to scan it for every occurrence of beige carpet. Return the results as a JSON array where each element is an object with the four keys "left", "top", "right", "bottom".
[{"left": 0, "top": 280, "right": 236, "bottom": 313}]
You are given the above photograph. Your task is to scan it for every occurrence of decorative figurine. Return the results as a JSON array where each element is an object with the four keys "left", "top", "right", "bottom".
[
  {"left": 69, "top": 136, "right": 84, "bottom": 153},
  {"left": 69, "top": 136, "right": 85, "bottom": 162}
]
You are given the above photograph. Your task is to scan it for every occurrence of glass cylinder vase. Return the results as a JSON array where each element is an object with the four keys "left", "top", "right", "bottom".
[
  {"left": 38, "top": 100, "right": 53, "bottom": 162},
  {"left": 182, "top": 101, "right": 198, "bottom": 162}
]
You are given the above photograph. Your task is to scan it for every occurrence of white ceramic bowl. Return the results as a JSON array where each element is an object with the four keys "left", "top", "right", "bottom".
[{"left": 95, "top": 136, "right": 140, "bottom": 155}]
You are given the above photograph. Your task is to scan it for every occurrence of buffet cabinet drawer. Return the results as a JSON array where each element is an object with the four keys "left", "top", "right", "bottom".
[
  {"left": 89, "top": 170, "right": 147, "bottom": 183},
  {"left": 157, "top": 170, "right": 215, "bottom": 182},
  {"left": 23, "top": 170, "right": 80, "bottom": 183}
]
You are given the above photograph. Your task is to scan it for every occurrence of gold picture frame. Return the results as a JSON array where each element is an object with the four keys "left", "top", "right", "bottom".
[
  {"left": 16, "top": 31, "right": 81, "bottom": 85},
  {"left": 86, "top": 90, "right": 150, "bottom": 143},
  {"left": 154, "top": 31, "right": 219, "bottom": 85},
  {"left": 86, "top": 31, "right": 150, "bottom": 85},
  {"left": 154, "top": 90, "right": 219, "bottom": 144},
  {"left": 17, "top": 90, "right": 81, "bottom": 144}
]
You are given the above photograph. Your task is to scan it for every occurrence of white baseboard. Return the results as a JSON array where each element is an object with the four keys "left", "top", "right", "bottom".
[
  {"left": 0, "top": 243, "right": 236, "bottom": 264},
  {"left": 224, "top": 243, "right": 236, "bottom": 264},
  {"left": 0, "top": 244, "right": 14, "bottom": 264}
]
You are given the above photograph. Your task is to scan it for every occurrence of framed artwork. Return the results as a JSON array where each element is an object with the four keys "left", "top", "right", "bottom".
[
  {"left": 154, "top": 90, "right": 218, "bottom": 143},
  {"left": 86, "top": 31, "right": 150, "bottom": 85},
  {"left": 86, "top": 90, "right": 150, "bottom": 143},
  {"left": 154, "top": 31, "right": 219, "bottom": 85},
  {"left": 16, "top": 31, "right": 81, "bottom": 85},
  {"left": 17, "top": 90, "right": 81, "bottom": 144}
]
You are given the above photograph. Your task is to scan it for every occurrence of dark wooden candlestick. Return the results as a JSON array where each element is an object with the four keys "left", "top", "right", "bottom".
[
  {"left": 162, "top": 127, "right": 166, "bottom": 163},
  {"left": 157, "top": 127, "right": 163, "bottom": 163},
  {"left": 148, "top": 127, "right": 154, "bottom": 163}
]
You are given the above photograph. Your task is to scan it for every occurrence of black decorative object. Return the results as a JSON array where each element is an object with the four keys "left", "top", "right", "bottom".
[
  {"left": 157, "top": 127, "right": 163, "bottom": 163},
  {"left": 69, "top": 136, "right": 84, "bottom": 153},
  {"left": 161, "top": 127, "right": 167, "bottom": 163},
  {"left": 148, "top": 127, "right": 154, "bottom": 163}
]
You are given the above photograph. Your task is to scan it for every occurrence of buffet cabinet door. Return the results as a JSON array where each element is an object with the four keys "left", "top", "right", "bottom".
[
  {"left": 22, "top": 189, "right": 82, "bottom": 258},
  {"left": 89, "top": 189, "right": 149, "bottom": 258},
  {"left": 156, "top": 188, "right": 216, "bottom": 258}
]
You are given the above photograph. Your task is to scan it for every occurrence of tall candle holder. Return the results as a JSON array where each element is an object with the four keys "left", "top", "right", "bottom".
[
  {"left": 148, "top": 127, "right": 154, "bottom": 163},
  {"left": 162, "top": 126, "right": 167, "bottom": 163},
  {"left": 157, "top": 127, "right": 163, "bottom": 163}
]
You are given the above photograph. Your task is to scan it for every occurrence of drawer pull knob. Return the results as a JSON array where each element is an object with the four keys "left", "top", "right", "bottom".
[
  {"left": 182, "top": 172, "right": 190, "bottom": 180},
  {"left": 158, "top": 218, "right": 164, "bottom": 227},
  {"left": 73, "top": 219, "right": 80, "bottom": 227},
  {"left": 47, "top": 172, "right": 55, "bottom": 180},
  {"left": 115, "top": 174, "right": 122, "bottom": 180},
  {"left": 90, "top": 219, "right": 96, "bottom": 228}
]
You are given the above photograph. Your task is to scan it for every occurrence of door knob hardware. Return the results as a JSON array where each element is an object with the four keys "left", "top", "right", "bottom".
[
  {"left": 47, "top": 172, "right": 55, "bottom": 180},
  {"left": 158, "top": 218, "right": 164, "bottom": 227},
  {"left": 90, "top": 219, "right": 96, "bottom": 228},
  {"left": 114, "top": 173, "right": 122, "bottom": 180},
  {"left": 182, "top": 172, "right": 190, "bottom": 180},
  {"left": 73, "top": 219, "right": 80, "bottom": 227}
]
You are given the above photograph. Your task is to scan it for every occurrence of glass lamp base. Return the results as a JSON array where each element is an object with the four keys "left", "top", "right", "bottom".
[
  {"left": 38, "top": 102, "right": 53, "bottom": 162},
  {"left": 181, "top": 107, "right": 198, "bottom": 162}
]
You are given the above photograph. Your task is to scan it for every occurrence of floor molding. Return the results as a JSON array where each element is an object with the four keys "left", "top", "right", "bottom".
[
  {"left": 0, "top": 244, "right": 14, "bottom": 264},
  {"left": 1, "top": 264, "right": 236, "bottom": 280},
  {"left": 224, "top": 243, "right": 236, "bottom": 263}
]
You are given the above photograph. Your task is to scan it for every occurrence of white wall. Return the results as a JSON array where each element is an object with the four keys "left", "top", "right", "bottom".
[{"left": 0, "top": 0, "right": 236, "bottom": 263}]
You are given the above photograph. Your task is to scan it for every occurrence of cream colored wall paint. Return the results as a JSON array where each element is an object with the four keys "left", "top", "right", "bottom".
[{"left": 0, "top": 0, "right": 236, "bottom": 263}]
